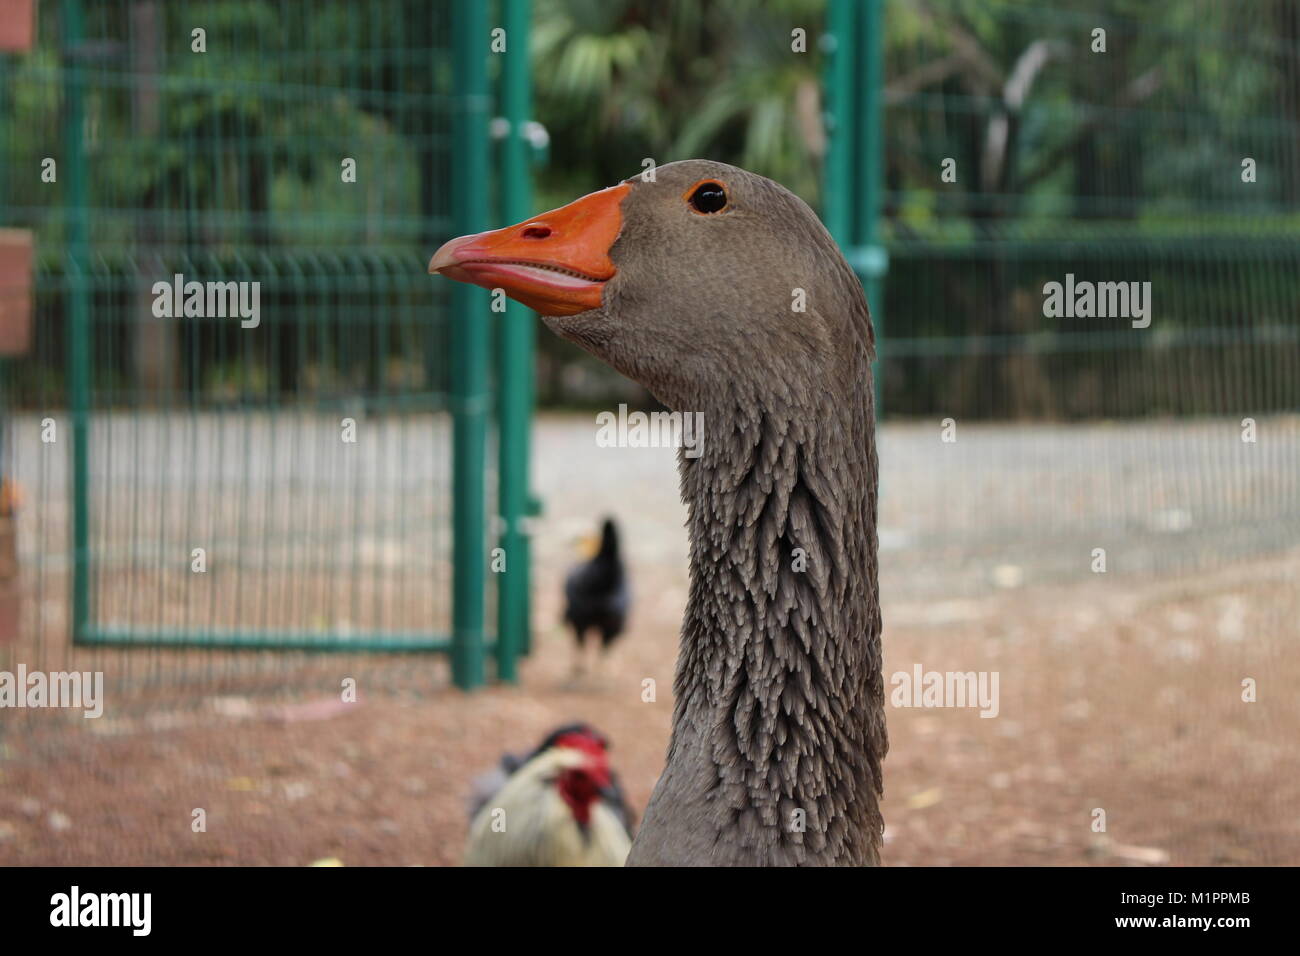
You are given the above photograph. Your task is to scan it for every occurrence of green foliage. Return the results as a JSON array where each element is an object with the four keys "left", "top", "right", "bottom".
[
  {"left": 534, "top": 0, "right": 829, "bottom": 205},
  {"left": 533, "top": 0, "right": 1300, "bottom": 418}
]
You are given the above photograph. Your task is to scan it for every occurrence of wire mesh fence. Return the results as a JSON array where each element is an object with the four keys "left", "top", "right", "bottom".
[
  {"left": 854, "top": 0, "right": 1300, "bottom": 595},
  {"left": 0, "top": 0, "right": 508, "bottom": 711}
]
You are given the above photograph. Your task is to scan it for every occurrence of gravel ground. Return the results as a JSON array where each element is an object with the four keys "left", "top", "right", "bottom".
[{"left": 1, "top": 412, "right": 1297, "bottom": 865}]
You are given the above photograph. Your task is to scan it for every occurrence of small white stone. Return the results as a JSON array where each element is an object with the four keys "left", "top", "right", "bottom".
[{"left": 991, "top": 564, "right": 1024, "bottom": 589}]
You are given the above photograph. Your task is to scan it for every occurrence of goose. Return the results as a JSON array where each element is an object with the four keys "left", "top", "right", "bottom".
[{"left": 430, "top": 160, "right": 884, "bottom": 866}]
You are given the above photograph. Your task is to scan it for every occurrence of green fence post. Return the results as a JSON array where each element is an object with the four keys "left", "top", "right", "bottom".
[
  {"left": 857, "top": 0, "right": 887, "bottom": 417},
  {"left": 494, "top": 0, "right": 535, "bottom": 683},
  {"left": 62, "top": 0, "right": 92, "bottom": 644},
  {"left": 449, "top": 0, "right": 490, "bottom": 690},
  {"left": 822, "top": 0, "right": 857, "bottom": 248}
]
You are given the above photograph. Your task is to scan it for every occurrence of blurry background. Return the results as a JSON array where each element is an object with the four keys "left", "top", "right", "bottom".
[{"left": 0, "top": 0, "right": 1296, "bottom": 865}]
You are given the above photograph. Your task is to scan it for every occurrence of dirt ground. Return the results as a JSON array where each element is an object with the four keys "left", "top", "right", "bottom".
[{"left": 1, "top": 415, "right": 1297, "bottom": 866}]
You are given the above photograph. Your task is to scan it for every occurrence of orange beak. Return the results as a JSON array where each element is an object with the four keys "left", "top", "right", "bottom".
[{"left": 428, "top": 183, "right": 630, "bottom": 316}]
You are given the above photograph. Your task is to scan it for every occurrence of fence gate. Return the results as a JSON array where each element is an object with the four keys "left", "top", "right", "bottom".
[{"left": 0, "top": 0, "right": 537, "bottom": 696}]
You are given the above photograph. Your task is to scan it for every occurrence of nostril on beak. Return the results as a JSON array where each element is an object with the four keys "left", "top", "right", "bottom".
[{"left": 521, "top": 224, "right": 551, "bottom": 240}]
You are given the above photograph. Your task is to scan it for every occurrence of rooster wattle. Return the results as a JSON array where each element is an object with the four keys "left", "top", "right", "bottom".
[{"left": 464, "top": 724, "right": 633, "bottom": 867}]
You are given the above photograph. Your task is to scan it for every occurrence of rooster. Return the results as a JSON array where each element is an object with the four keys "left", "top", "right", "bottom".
[
  {"left": 563, "top": 518, "right": 629, "bottom": 680},
  {"left": 464, "top": 724, "right": 633, "bottom": 867}
]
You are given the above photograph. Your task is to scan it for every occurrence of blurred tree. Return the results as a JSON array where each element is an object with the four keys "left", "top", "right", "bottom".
[{"left": 533, "top": 0, "right": 829, "bottom": 206}]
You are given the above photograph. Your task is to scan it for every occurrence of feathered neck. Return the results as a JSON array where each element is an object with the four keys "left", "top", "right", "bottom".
[{"left": 629, "top": 345, "right": 886, "bottom": 866}]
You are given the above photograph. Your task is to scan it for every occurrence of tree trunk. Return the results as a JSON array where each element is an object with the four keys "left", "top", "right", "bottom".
[{"left": 130, "top": 1, "right": 179, "bottom": 399}]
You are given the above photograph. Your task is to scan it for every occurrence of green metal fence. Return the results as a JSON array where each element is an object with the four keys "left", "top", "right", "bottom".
[
  {"left": 823, "top": 0, "right": 1300, "bottom": 592},
  {"left": 826, "top": 0, "right": 1300, "bottom": 420},
  {"left": 0, "top": 0, "right": 537, "bottom": 693}
]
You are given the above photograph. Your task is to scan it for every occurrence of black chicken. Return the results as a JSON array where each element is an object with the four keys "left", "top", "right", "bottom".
[{"left": 562, "top": 517, "right": 629, "bottom": 680}]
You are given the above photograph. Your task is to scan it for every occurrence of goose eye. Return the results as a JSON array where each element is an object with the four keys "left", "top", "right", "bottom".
[{"left": 688, "top": 182, "right": 727, "bottom": 214}]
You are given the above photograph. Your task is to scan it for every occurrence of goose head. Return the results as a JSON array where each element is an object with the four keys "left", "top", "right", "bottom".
[{"left": 429, "top": 159, "right": 870, "bottom": 412}]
